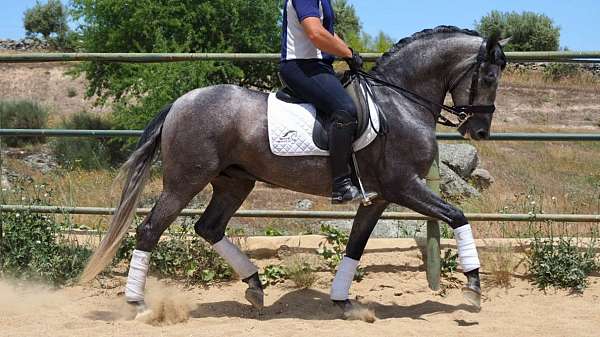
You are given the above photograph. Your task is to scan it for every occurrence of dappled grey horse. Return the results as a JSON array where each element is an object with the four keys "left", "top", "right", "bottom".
[{"left": 81, "top": 26, "right": 508, "bottom": 318}]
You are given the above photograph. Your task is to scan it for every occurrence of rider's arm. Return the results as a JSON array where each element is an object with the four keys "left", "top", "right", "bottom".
[{"left": 301, "top": 17, "right": 352, "bottom": 58}]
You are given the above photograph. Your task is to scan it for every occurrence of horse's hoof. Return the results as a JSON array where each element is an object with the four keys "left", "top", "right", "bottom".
[
  {"left": 462, "top": 286, "right": 481, "bottom": 310},
  {"left": 333, "top": 299, "right": 353, "bottom": 312},
  {"left": 463, "top": 268, "right": 482, "bottom": 310},
  {"left": 127, "top": 300, "right": 153, "bottom": 321},
  {"left": 245, "top": 287, "right": 264, "bottom": 309}
]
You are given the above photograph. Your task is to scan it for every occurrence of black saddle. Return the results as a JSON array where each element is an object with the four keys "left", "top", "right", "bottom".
[{"left": 276, "top": 71, "right": 374, "bottom": 151}]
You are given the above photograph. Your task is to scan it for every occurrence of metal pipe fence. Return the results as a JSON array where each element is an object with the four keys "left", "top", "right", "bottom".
[
  {"left": 0, "top": 51, "right": 599, "bottom": 64},
  {"left": 2, "top": 129, "right": 600, "bottom": 141},
  {"left": 1, "top": 205, "right": 599, "bottom": 222}
]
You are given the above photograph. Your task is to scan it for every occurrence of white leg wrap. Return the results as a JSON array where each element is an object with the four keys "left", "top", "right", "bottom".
[
  {"left": 212, "top": 237, "right": 258, "bottom": 280},
  {"left": 330, "top": 256, "right": 359, "bottom": 301},
  {"left": 125, "top": 249, "right": 151, "bottom": 303},
  {"left": 454, "top": 224, "right": 480, "bottom": 272}
]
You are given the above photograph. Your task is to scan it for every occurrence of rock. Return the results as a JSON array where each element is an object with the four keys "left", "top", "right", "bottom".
[
  {"left": 22, "top": 153, "right": 58, "bottom": 173},
  {"left": 439, "top": 143, "right": 479, "bottom": 178},
  {"left": 295, "top": 199, "right": 314, "bottom": 210},
  {"left": 439, "top": 163, "right": 480, "bottom": 200},
  {"left": 1, "top": 173, "right": 10, "bottom": 190},
  {"left": 470, "top": 168, "right": 495, "bottom": 190}
]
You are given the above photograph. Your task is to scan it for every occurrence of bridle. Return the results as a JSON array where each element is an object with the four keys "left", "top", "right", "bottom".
[{"left": 355, "top": 38, "right": 504, "bottom": 128}]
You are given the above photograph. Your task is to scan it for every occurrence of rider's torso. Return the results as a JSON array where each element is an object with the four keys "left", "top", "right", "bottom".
[{"left": 281, "top": 0, "right": 335, "bottom": 64}]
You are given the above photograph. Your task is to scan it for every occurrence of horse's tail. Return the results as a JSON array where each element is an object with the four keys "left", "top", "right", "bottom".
[{"left": 80, "top": 103, "right": 173, "bottom": 283}]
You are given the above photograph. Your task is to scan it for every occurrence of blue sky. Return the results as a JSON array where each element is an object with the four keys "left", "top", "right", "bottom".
[{"left": 1, "top": 0, "right": 598, "bottom": 50}]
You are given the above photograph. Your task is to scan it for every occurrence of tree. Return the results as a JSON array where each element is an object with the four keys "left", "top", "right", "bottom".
[
  {"left": 23, "top": 0, "right": 69, "bottom": 41},
  {"left": 70, "top": 0, "right": 282, "bottom": 130},
  {"left": 332, "top": 0, "right": 361, "bottom": 41},
  {"left": 371, "top": 31, "right": 394, "bottom": 53},
  {"left": 476, "top": 10, "right": 560, "bottom": 51}
]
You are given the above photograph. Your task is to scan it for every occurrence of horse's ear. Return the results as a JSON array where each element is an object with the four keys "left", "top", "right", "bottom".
[
  {"left": 499, "top": 37, "right": 512, "bottom": 47},
  {"left": 486, "top": 31, "right": 502, "bottom": 55}
]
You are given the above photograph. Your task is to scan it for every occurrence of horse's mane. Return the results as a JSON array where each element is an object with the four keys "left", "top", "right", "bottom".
[{"left": 373, "top": 25, "right": 481, "bottom": 72}]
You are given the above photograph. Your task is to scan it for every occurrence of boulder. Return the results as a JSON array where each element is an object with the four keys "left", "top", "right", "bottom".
[
  {"left": 22, "top": 153, "right": 58, "bottom": 173},
  {"left": 439, "top": 143, "right": 479, "bottom": 178},
  {"left": 295, "top": 199, "right": 314, "bottom": 210},
  {"left": 320, "top": 219, "right": 427, "bottom": 238},
  {"left": 470, "top": 168, "right": 495, "bottom": 190},
  {"left": 439, "top": 162, "right": 480, "bottom": 200}
]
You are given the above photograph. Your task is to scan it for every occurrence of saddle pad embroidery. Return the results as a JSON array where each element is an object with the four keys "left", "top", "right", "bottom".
[{"left": 267, "top": 88, "right": 380, "bottom": 157}]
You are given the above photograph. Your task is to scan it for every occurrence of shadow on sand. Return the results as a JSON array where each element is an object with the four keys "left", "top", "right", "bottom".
[{"left": 190, "top": 288, "right": 478, "bottom": 321}]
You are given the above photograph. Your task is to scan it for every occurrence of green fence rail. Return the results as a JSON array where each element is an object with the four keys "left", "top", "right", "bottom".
[
  {"left": 1, "top": 205, "right": 599, "bottom": 222},
  {"left": 0, "top": 51, "right": 599, "bottom": 63},
  {"left": 2, "top": 129, "right": 600, "bottom": 141}
]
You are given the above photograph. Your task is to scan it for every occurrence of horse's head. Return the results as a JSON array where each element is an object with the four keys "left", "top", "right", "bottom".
[{"left": 450, "top": 34, "right": 510, "bottom": 140}]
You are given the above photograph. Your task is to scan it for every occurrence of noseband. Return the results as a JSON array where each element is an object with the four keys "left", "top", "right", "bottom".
[{"left": 356, "top": 38, "right": 503, "bottom": 128}]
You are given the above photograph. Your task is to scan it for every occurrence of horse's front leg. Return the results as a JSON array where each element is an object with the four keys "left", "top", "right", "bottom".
[
  {"left": 384, "top": 176, "right": 482, "bottom": 308},
  {"left": 330, "top": 201, "right": 389, "bottom": 312}
]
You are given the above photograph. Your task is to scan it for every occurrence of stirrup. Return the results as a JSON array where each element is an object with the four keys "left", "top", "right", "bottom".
[{"left": 332, "top": 184, "right": 360, "bottom": 204}]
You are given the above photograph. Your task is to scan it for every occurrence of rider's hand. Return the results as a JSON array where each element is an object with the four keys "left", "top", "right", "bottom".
[{"left": 345, "top": 48, "right": 363, "bottom": 73}]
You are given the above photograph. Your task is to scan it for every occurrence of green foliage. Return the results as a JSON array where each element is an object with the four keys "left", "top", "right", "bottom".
[
  {"left": 441, "top": 249, "right": 459, "bottom": 276},
  {"left": 317, "top": 224, "right": 364, "bottom": 281},
  {"left": 51, "top": 111, "right": 127, "bottom": 169},
  {"left": 543, "top": 63, "right": 581, "bottom": 81},
  {"left": 332, "top": 0, "right": 361, "bottom": 41},
  {"left": 264, "top": 226, "right": 285, "bottom": 237},
  {"left": 0, "top": 184, "right": 91, "bottom": 285},
  {"left": 0, "top": 100, "right": 49, "bottom": 147},
  {"left": 70, "top": 0, "right": 281, "bottom": 130},
  {"left": 260, "top": 264, "right": 287, "bottom": 287},
  {"left": 527, "top": 235, "right": 599, "bottom": 293},
  {"left": 115, "top": 227, "right": 233, "bottom": 284},
  {"left": 476, "top": 10, "right": 560, "bottom": 51},
  {"left": 23, "top": 0, "right": 70, "bottom": 47},
  {"left": 284, "top": 257, "right": 318, "bottom": 289}
]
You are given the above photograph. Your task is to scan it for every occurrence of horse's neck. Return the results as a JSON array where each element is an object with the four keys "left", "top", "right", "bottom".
[{"left": 371, "top": 35, "right": 481, "bottom": 126}]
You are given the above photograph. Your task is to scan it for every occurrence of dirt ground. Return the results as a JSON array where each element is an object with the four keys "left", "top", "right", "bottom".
[{"left": 1, "top": 239, "right": 599, "bottom": 337}]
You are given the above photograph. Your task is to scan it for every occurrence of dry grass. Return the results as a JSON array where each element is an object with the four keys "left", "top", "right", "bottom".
[
  {"left": 502, "top": 68, "right": 600, "bottom": 93},
  {"left": 481, "top": 241, "right": 523, "bottom": 288},
  {"left": 282, "top": 254, "right": 320, "bottom": 289}
]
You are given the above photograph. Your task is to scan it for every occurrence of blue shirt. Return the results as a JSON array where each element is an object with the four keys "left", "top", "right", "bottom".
[{"left": 281, "top": 0, "right": 336, "bottom": 64}]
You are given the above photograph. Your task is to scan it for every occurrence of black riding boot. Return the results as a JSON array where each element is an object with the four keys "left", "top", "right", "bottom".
[{"left": 330, "top": 121, "right": 360, "bottom": 204}]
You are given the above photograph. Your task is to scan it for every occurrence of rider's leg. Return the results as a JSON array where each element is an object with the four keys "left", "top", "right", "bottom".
[
  {"left": 331, "top": 201, "right": 388, "bottom": 307},
  {"left": 279, "top": 60, "right": 360, "bottom": 203}
]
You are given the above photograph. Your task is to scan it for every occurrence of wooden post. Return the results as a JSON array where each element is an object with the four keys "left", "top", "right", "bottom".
[{"left": 425, "top": 154, "right": 441, "bottom": 291}]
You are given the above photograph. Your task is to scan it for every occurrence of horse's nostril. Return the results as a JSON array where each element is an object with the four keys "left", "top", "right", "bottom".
[{"left": 476, "top": 130, "right": 489, "bottom": 139}]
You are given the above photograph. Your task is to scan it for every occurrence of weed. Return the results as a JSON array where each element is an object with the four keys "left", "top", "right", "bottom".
[
  {"left": 527, "top": 234, "right": 599, "bottom": 293},
  {"left": 543, "top": 63, "right": 580, "bottom": 81},
  {"left": 317, "top": 224, "right": 365, "bottom": 281},
  {"left": 441, "top": 249, "right": 459, "bottom": 276},
  {"left": 264, "top": 226, "right": 286, "bottom": 236},
  {"left": 260, "top": 264, "right": 287, "bottom": 287},
  {"left": 482, "top": 242, "right": 519, "bottom": 288},
  {"left": 283, "top": 255, "right": 318, "bottom": 288}
]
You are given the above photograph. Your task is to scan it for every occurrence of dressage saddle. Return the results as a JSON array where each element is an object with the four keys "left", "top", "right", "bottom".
[{"left": 276, "top": 71, "right": 372, "bottom": 151}]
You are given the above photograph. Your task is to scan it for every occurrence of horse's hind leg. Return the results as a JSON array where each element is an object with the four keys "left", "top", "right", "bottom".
[
  {"left": 194, "top": 175, "right": 263, "bottom": 308},
  {"left": 386, "top": 177, "right": 482, "bottom": 308},
  {"left": 126, "top": 181, "right": 208, "bottom": 315}
]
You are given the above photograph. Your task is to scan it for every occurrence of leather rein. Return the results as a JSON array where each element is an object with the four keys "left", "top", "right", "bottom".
[{"left": 355, "top": 39, "right": 498, "bottom": 128}]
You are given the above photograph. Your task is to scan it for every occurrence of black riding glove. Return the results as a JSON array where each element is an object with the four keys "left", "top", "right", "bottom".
[{"left": 345, "top": 48, "right": 363, "bottom": 73}]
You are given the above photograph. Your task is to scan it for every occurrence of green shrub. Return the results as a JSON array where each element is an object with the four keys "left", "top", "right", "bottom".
[
  {"left": 52, "top": 111, "right": 127, "bottom": 169},
  {"left": 543, "top": 63, "right": 581, "bottom": 81},
  {"left": 260, "top": 264, "right": 287, "bottom": 287},
  {"left": 115, "top": 228, "right": 233, "bottom": 285},
  {"left": 527, "top": 235, "right": 599, "bottom": 293},
  {"left": 441, "top": 249, "right": 459, "bottom": 276},
  {"left": 0, "top": 100, "right": 49, "bottom": 147},
  {"left": 0, "top": 184, "right": 91, "bottom": 285},
  {"left": 317, "top": 224, "right": 365, "bottom": 281}
]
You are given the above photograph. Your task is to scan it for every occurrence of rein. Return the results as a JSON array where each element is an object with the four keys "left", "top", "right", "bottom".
[{"left": 355, "top": 39, "right": 497, "bottom": 128}]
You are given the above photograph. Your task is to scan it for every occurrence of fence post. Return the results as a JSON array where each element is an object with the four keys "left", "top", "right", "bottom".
[{"left": 425, "top": 154, "right": 441, "bottom": 291}]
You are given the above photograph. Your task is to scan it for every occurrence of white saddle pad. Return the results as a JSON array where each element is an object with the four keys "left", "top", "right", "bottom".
[{"left": 267, "top": 88, "right": 381, "bottom": 157}]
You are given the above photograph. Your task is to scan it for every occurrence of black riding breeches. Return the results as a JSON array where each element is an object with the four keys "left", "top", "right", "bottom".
[{"left": 279, "top": 59, "right": 358, "bottom": 124}]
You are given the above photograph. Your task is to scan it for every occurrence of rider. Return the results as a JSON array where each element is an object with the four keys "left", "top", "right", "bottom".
[{"left": 279, "top": 0, "right": 364, "bottom": 204}]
